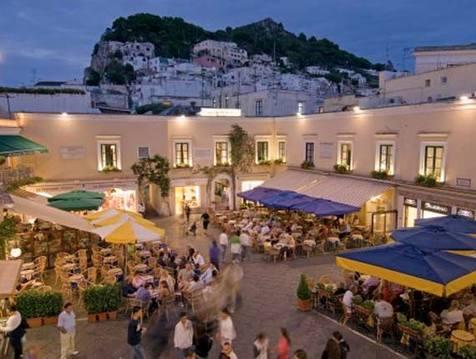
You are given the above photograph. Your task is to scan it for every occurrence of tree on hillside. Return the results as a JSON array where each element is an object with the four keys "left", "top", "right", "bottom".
[{"left": 131, "top": 155, "right": 171, "bottom": 216}]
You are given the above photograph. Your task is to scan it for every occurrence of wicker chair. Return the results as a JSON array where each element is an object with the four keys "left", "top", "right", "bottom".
[{"left": 86, "top": 267, "right": 97, "bottom": 284}]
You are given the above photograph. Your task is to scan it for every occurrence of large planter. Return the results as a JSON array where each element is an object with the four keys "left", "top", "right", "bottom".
[
  {"left": 297, "top": 298, "right": 312, "bottom": 312},
  {"left": 26, "top": 317, "right": 43, "bottom": 328},
  {"left": 43, "top": 316, "right": 58, "bottom": 326},
  {"left": 97, "top": 312, "right": 108, "bottom": 321},
  {"left": 107, "top": 311, "right": 117, "bottom": 320}
]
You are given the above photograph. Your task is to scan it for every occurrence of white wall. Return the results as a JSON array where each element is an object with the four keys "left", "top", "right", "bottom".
[{"left": 0, "top": 93, "right": 98, "bottom": 114}]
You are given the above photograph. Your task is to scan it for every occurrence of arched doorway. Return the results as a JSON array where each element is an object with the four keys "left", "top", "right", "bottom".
[{"left": 211, "top": 173, "right": 233, "bottom": 211}]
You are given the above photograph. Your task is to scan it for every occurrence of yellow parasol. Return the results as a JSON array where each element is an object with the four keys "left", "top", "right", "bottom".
[{"left": 93, "top": 217, "right": 165, "bottom": 244}]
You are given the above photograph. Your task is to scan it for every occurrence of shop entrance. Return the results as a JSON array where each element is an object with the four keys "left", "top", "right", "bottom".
[
  {"left": 175, "top": 186, "right": 200, "bottom": 215},
  {"left": 211, "top": 174, "right": 233, "bottom": 210},
  {"left": 370, "top": 210, "right": 398, "bottom": 234}
]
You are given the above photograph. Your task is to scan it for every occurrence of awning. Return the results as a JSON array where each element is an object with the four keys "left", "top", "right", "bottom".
[
  {"left": 0, "top": 135, "right": 48, "bottom": 156},
  {"left": 336, "top": 243, "right": 476, "bottom": 297},
  {"left": 0, "top": 260, "right": 22, "bottom": 298},
  {"left": 48, "top": 190, "right": 104, "bottom": 202},
  {"left": 253, "top": 169, "right": 391, "bottom": 208},
  {"left": 237, "top": 187, "right": 282, "bottom": 202},
  {"left": 10, "top": 194, "right": 95, "bottom": 232}
]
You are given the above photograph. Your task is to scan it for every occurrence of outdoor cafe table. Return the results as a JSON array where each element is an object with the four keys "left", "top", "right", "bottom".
[
  {"left": 21, "top": 262, "right": 35, "bottom": 271},
  {"left": 103, "top": 255, "right": 118, "bottom": 265},
  {"left": 108, "top": 268, "right": 123, "bottom": 278},
  {"left": 450, "top": 330, "right": 475, "bottom": 352},
  {"left": 133, "top": 264, "right": 148, "bottom": 273},
  {"left": 68, "top": 274, "right": 84, "bottom": 284},
  {"left": 20, "top": 269, "right": 35, "bottom": 281},
  {"left": 137, "top": 250, "right": 151, "bottom": 259},
  {"left": 100, "top": 248, "right": 112, "bottom": 256},
  {"left": 139, "top": 274, "right": 154, "bottom": 284},
  {"left": 62, "top": 263, "right": 79, "bottom": 273},
  {"left": 64, "top": 255, "right": 77, "bottom": 263}
]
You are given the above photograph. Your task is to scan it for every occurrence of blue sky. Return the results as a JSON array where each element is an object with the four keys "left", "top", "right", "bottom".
[{"left": 1, "top": 0, "right": 475, "bottom": 85}]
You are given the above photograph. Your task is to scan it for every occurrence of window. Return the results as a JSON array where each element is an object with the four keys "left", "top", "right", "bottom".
[
  {"left": 255, "top": 99, "right": 263, "bottom": 116},
  {"left": 297, "top": 102, "right": 304, "bottom": 115},
  {"left": 137, "top": 146, "right": 150, "bottom": 159},
  {"left": 441, "top": 76, "right": 447, "bottom": 84},
  {"left": 338, "top": 142, "right": 352, "bottom": 169},
  {"left": 175, "top": 142, "right": 190, "bottom": 167},
  {"left": 97, "top": 137, "right": 121, "bottom": 171},
  {"left": 100, "top": 144, "right": 118, "bottom": 169},
  {"left": 256, "top": 141, "right": 269, "bottom": 163},
  {"left": 377, "top": 143, "right": 394, "bottom": 174},
  {"left": 424, "top": 145, "right": 444, "bottom": 179},
  {"left": 215, "top": 141, "right": 229, "bottom": 165},
  {"left": 224, "top": 96, "right": 229, "bottom": 108},
  {"left": 425, "top": 79, "right": 431, "bottom": 87},
  {"left": 277, "top": 141, "right": 286, "bottom": 162},
  {"left": 305, "top": 142, "right": 314, "bottom": 163}
]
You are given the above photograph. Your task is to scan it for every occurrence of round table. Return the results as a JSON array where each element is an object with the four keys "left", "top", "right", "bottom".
[
  {"left": 20, "top": 269, "right": 35, "bottom": 281},
  {"left": 103, "top": 255, "right": 118, "bottom": 265},
  {"left": 134, "top": 264, "right": 148, "bottom": 273},
  {"left": 450, "top": 329, "right": 475, "bottom": 352}
]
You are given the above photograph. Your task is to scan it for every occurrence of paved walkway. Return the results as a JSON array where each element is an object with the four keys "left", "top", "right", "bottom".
[{"left": 25, "top": 215, "right": 404, "bottom": 358}]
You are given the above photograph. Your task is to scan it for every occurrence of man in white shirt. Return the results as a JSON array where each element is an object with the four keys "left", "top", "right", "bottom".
[
  {"left": 174, "top": 312, "right": 193, "bottom": 358},
  {"left": 374, "top": 295, "right": 394, "bottom": 319},
  {"left": 57, "top": 302, "right": 79, "bottom": 359},
  {"left": 218, "top": 309, "right": 236, "bottom": 345},
  {"left": 192, "top": 251, "right": 205, "bottom": 267},
  {"left": 342, "top": 288, "right": 355, "bottom": 325},
  {"left": 0, "top": 304, "right": 24, "bottom": 359},
  {"left": 219, "top": 231, "right": 229, "bottom": 261},
  {"left": 239, "top": 230, "right": 252, "bottom": 261}
]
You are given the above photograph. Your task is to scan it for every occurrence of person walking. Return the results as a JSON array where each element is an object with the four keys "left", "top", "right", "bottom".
[
  {"left": 219, "top": 342, "right": 238, "bottom": 359},
  {"left": 184, "top": 204, "right": 191, "bottom": 223},
  {"left": 218, "top": 309, "right": 236, "bottom": 345},
  {"left": 276, "top": 328, "right": 291, "bottom": 359},
  {"left": 201, "top": 211, "right": 210, "bottom": 231},
  {"left": 209, "top": 240, "right": 221, "bottom": 270},
  {"left": 127, "top": 306, "right": 146, "bottom": 359},
  {"left": 174, "top": 312, "right": 194, "bottom": 358},
  {"left": 57, "top": 302, "right": 79, "bottom": 359},
  {"left": 253, "top": 332, "right": 269, "bottom": 359},
  {"left": 239, "top": 230, "right": 251, "bottom": 261},
  {"left": 321, "top": 331, "right": 350, "bottom": 359},
  {"left": 194, "top": 329, "right": 213, "bottom": 359},
  {"left": 219, "top": 230, "right": 229, "bottom": 262},
  {"left": 0, "top": 304, "right": 25, "bottom": 359},
  {"left": 230, "top": 231, "right": 241, "bottom": 262}
]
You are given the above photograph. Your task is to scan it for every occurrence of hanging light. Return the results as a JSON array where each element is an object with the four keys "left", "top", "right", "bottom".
[{"left": 10, "top": 248, "right": 22, "bottom": 258}]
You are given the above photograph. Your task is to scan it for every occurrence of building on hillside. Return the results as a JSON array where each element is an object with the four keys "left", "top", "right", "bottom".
[
  {"left": 305, "top": 66, "right": 330, "bottom": 76},
  {"left": 192, "top": 55, "right": 225, "bottom": 70},
  {"left": 192, "top": 40, "right": 248, "bottom": 67},
  {"left": 13, "top": 98, "right": 476, "bottom": 229},
  {"left": 413, "top": 43, "right": 476, "bottom": 74}
]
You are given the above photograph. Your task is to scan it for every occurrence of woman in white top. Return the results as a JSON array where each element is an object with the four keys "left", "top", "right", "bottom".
[
  {"left": 253, "top": 332, "right": 269, "bottom": 359},
  {"left": 218, "top": 309, "right": 236, "bottom": 345}
]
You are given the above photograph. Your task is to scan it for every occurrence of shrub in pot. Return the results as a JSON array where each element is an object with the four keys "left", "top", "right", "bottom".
[
  {"left": 459, "top": 345, "right": 476, "bottom": 359},
  {"left": 423, "top": 336, "right": 451, "bottom": 359},
  {"left": 334, "top": 164, "right": 350, "bottom": 174},
  {"left": 370, "top": 170, "right": 389, "bottom": 180},
  {"left": 296, "top": 274, "right": 312, "bottom": 311},
  {"left": 84, "top": 284, "right": 121, "bottom": 322},
  {"left": 17, "top": 290, "right": 42, "bottom": 327},
  {"left": 415, "top": 174, "right": 438, "bottom": 187},
  {"left": 41, "top": 291, "right": 63, "bottom": 325},
  {"left": 300, "top": 160, "right": 314, "bottom": 170}
]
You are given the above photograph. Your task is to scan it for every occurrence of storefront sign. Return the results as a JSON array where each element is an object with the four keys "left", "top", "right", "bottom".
[
  {"left": 404, "top": 198, "right": 417, "bottom": 207},
  {"left": 456, "top": 178, "right": 472, "bottom": 188},
  {"left": 457, "top": 208, "right": 475, "bottom": 218},
  {"left": 319, "top": 142, "right": 333, "bottom": 159},
  {"left": 422, "top": 201, "right": 450, "bottom": 214},
  {"left": 59, "top": 146, "right": 85, "bottom": 159}
]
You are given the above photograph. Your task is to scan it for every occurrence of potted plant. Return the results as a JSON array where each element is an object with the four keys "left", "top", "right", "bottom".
[
  {"left": 296, "top": 274, "right": 312, "bottom": 311},
  {"left": 101, "top": 165, "right": 121, "bottom": 173},
  {"left": 300, "top": 160, "right": 314, "bottom": 169},
  {"left": 84, "top": 284, "right": 121, "bottom": 322},
  {"left": 459, "top": 345, "right": 476, "bottom": 359},
  {"left": 415, "top": 174, "right": 438, "bottom": 187},
  {"left": 370, "top": 170, "right": 389, "bottom": 180},
  {"left": 42, "top": 291, "right": 63, "bottom": 325},
  {"left": 17, "top": 290, "right": 43, "bottom": 327},
  {"left": 257, "top": 160, "right": 272, "bottom": 166},
  {"left": 274, "top": 158, "right": 285, "bottom": 165},
  {"left": 334, "top": 164, "right": 350, "bottom": 174},
  {"left": 423, "top": 336, "right": 451, "bottom": 359},
  {"left": 104, "top": 284, "right": 121, "bottom": 320}
]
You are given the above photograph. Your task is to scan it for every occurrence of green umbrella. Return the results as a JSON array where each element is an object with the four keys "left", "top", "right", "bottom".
[
  {"left": 48, "top": 198, "right": 103, "bottom": 211},
  {"left": 48, "top": 190, "right": 104, "bottom": 203}
]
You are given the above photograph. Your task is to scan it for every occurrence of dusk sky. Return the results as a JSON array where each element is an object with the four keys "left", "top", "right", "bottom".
[{"left": 1, "top": 0, "right": 475, "bottom": 85}]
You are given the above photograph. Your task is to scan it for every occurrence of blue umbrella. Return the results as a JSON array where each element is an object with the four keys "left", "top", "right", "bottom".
[
  {"left": 392, "top": 225, "right": 476, "bottom": 250},
  {"left": 237, "top": 187, "right": 282, "bottom": 202},
  {"left": 415, "top": 215, "right": 476, "bottom": 234},
  {"left": 292, "top": 199, "right": 359, "bottom": 217},
  {"left": 336, "top": 243, "right": 476, "bottom": 296},
  {"left": 260, "top": 191, "right": 312, "bottom": 209}
]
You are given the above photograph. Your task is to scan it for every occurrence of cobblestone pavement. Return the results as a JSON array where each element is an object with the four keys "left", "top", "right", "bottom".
[{"left": 25, "top": 215, "right": 404, "bottom": 359}]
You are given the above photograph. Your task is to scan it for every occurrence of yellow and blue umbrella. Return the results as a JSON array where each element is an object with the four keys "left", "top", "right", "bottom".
[
  {"left": 336, "top": 243, "right": 476, "bottom": 297},
  {"left": 93, "top": 217, "right": 165, "bottom": 245}
]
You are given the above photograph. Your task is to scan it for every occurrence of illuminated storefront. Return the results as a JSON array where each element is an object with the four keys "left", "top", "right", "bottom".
[
  {"left": 421, "top": 201, "right": 450, "bottom": 219},
  {"left": 101, "top": 187, "right": 137, "bottom": 212},
  {"left": 241, "top": 180, "right": 264, "bottom": 192},
  {"left": 175, "top": 186, "right": 201, "bottom": 215},
  {"left": 403, "top": 198, "right": 418, "bottom": 227}
]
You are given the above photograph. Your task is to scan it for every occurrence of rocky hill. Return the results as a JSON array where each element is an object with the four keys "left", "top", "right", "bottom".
[{"left": 89, "top": 13, "right": 382, "bottom": 75}]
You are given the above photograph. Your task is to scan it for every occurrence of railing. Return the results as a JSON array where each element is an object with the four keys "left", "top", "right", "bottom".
[{"left": 0, "top": 166, "right": 34, "bottom": 185}]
